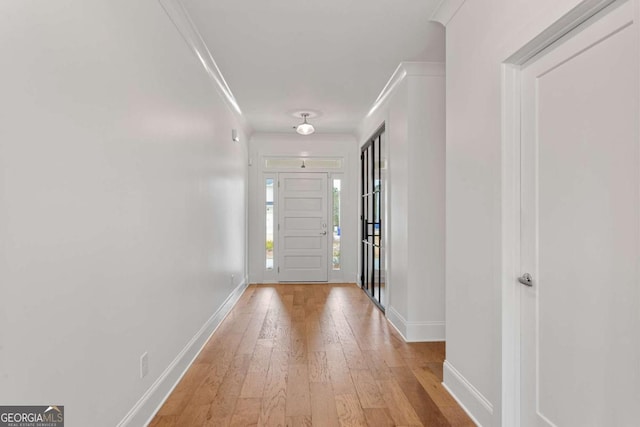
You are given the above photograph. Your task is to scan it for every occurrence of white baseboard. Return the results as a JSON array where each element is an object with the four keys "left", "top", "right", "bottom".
[
  {"left": 442, "top": 360, "right": 493, "bottom": 427},
  {"left": 116, "top": 279, "right": 249, "bottom": 427},
  {"left": 386, "top": 306, "right": 445, "bottom": 342}
]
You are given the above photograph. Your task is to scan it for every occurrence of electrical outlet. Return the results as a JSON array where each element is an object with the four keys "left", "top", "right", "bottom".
[{"left": 140, "top": 352, "right": 148, "bottom": 379}]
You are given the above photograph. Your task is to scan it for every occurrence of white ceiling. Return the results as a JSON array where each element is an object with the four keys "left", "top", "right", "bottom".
[{"left": 182, "top": 0, "right": 445, "bottom": 134}]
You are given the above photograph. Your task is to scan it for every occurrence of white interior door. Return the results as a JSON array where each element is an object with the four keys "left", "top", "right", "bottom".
[
  {"left": 520, "top": 2, "right": 640, "bottom": 426},
  {"left": 278, "top": 172, "right": 328, "bottom": 282}
]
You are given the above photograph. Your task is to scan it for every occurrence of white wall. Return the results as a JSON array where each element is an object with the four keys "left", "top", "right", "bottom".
[
  {"left": 443, "top": 0, "right": 589, "bottom": 425},
  {"left": 248, "top": 133, "right": 358, "bottom": 284},
  {"left": 359, "top": 63, "right": 446, "bottom": 342},
  {"left": 0, "top": 1, "right": 248, "bottom": 426}
]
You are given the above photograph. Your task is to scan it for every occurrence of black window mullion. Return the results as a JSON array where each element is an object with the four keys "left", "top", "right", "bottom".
[{"left": 360, "top": 125, "right": 385, "bottom": 312}]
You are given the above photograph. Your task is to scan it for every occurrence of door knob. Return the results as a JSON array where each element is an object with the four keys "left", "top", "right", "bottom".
[
  {"left": 518, "top": 273, "right": 533, "bottom": 287},
  {"left": 320, "top": 231, "right": 327, "bottom": 235}
]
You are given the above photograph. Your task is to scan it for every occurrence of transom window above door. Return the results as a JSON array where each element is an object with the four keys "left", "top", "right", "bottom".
[{"left": 264, "top": 157, "right": 343, "bottom": 169}]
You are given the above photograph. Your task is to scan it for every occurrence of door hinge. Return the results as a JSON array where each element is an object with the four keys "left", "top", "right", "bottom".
[
  {"left": 278, "top": 223, "right": 280, "bottom": 231},
  {"left": 277, "top": 267, "right": 280, "bottom": 273},
  {"left": 278, "top": 180, "right": 280, "bottom": 188}
]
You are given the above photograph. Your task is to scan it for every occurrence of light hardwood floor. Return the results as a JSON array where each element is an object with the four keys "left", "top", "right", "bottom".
[{"left": 149, "top": 283, "right": 475, "bottom": 427}]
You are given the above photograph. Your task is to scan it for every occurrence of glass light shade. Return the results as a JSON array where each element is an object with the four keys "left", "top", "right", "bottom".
[{"left": 296, "top": 123, "right": 315, "bottom": 135}]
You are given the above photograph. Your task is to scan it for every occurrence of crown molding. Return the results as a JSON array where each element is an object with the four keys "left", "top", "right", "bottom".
[
  {"left": 430, "top": 0, "right": 467, "bottom": 26},
  {"left": 402, "top": 61, "right": 446, "bottom": 77},
  {"left": 158, "top": 0, "right": 251, "bottom": 135},
  {"left": 366, "top": 61, "right": 444, "bottom": 118}
]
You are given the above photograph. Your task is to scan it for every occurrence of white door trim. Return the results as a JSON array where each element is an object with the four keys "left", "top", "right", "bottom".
[
  {"left": 501, "top": 61, "right": 522, "bottom": 427},
  {"left": 500, "top": 1, "right": 629, "bottom": 425}
]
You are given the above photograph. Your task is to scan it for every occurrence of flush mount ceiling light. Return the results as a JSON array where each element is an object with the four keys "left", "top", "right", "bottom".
[{"left": 294, "top": 113, "right": 315, "bottom": 136}]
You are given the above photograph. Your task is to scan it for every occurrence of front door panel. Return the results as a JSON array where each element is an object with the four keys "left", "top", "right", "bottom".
[{"left": 278, "top": 173, "right": 328, "bottom": 282}]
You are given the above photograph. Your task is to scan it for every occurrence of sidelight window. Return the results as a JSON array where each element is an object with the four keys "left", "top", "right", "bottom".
[
  {"left": 332, "top": 178, "right": 341, "bottom": 270},
  {"left": 266, "top": 178, "right": 274, "bottom": 270}
]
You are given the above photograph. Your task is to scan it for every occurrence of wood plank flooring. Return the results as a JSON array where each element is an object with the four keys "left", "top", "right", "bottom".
[{"left": 149, "top": 283, "right": 475, "bottom": 427}]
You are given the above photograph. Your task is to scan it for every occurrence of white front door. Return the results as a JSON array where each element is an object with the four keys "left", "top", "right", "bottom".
[
  {"left": 278, "top": 172, "right": 328, "bottom": 282},
  {"left": 520, "top": 2, "right": 640, "bottom": 425}
]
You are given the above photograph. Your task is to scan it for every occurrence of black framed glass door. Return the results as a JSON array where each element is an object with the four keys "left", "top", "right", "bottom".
[{"left": 360, "top": 125, "right": 385, "bottom": 310}]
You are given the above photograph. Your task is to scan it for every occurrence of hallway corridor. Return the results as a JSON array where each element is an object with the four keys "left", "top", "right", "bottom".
[{"left": 149, "top": 284, "right": 473, "bottom": 426}]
